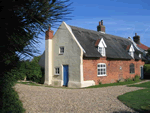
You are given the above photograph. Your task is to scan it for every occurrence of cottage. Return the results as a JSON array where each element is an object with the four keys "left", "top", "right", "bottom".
[{"left": 39, "top": 20, "right": 146, "bottom": 88}]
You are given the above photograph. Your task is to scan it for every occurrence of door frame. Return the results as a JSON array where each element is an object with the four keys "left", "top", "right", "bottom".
[
  {"left": 140, "top": 65, "right": 144, "bottom": 79},
  {"left": 62, "top": 64, "right": 69, "bottom": 86}
]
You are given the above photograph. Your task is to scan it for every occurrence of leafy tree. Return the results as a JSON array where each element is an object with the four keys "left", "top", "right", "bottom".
[
  {"left": 146, "top": 48, "right": 150, "bottom": 64},
  {"left": 0, "top": 0, "right": 72, "bottom": 112},
  {"left": 26, "top": 55, "right": 44, "bottom": 83}
]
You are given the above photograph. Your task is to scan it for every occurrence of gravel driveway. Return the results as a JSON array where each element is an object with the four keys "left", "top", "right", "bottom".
[{"left": 13, "top": 80, "right": 149, "bottom": 113}]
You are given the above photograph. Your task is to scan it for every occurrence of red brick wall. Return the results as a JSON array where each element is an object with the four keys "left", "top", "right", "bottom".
[{"left": 83, "top": 57, "right": 145, "bottom": 85}]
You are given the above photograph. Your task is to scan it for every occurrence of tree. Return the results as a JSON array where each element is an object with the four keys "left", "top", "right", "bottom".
[
  {"left": 145, "top": 48, "right": 150, "bottom": 64},
  {"left": 0, "top": 0, "right": 72, "bottom": 112}
]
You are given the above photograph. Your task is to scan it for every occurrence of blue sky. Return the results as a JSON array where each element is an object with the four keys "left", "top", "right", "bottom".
[{"left": 24, "top": 0, "right": 150, "bottom": 61}]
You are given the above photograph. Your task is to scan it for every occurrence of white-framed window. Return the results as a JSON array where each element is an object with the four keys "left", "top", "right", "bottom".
[
  {"left": 98, "top": 47, "right": 105, "bottom": 56},
  {"left": 54, "top": 67, "right": 60, "bottom": 75},
  {"left": 97, "top": 63, "right": 107, "bottom": 76},
  {"left": 129, "top": 51, "right": 134, "bottom": 58},
  {"left": 59, "top": 46, "right": 64, "bottom": 54}
]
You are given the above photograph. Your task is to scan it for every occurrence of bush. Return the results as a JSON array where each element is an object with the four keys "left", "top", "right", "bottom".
[
  {"left": 1, "top": 72, "right": 26, "bottom": 113},
  {"left": 125, "top": 77, "right": 132, "bottom": 82},
  {"left": 117, "top": 79, "right": 121, "bottom": 83},
  {"left": 144, "top": 64, "right": 150, "bottom": 79},
  {"left": 133, "top": 75, "right": 140, "bottom": 81},
  {"left": 97, "top": 79, "right": 102, "bottom": 85},
  {"left": 14, "top": 55, "right": 44, "bottom": 84},
  {"left": 25, "top": 55, "right": 44, "bottom": 84}
]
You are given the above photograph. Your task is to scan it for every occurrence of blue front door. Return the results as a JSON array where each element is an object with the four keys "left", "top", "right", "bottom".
[{"left": 63, "top": 65, "right": 69, "bottom": 86}]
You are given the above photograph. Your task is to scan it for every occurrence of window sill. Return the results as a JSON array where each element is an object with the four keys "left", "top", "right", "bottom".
[
  {"left": 59, "top": 53, "right": 64, "bottom": 55},
  {"left": 97, "top": 74, "right": 107, "bottom": 77},
  {"left": 54, "top": 74, "right": 60, "bottom": 75},
  {"left": 130, "top": 73, "right": 135, "bottom": 74}
]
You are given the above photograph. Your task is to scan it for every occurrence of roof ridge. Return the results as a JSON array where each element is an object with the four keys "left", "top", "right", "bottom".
[{"left": 68, "top": 25, "right": 130, "bottom": 41}]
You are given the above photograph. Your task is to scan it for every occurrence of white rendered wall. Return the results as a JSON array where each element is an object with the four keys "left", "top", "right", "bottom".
[
  {"left": 44, "top": 39, "right": 53, "bottom": 85},
  {"left": 52, "top": 22, "right": 83, "bottom": 87}
]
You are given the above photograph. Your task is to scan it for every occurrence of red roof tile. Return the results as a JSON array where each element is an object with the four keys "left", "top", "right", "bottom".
[
  {"left": 126, "top": 45, "right": 131, "bottom": 50},
  {"left": 95, "top": 39, "right": 101, "bottom": 46},
  {"left": 137, "top": 43, "right": 149, "bottom": 50}
]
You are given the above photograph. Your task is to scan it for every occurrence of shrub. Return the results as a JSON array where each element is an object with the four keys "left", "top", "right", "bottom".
[
  {"left": 25, "top": 56, "right": 43, "bottom": 84},
  {"left": 133, "top": 75, "right": 140, "bottom": 81},
  {"left": 1, "top": 72, "right": 26, "bottom": 113},
  {"left": 144, "top": 64, "right": 150, "bottom": 79},
  {"left": 125, "top": 77, "right": 132, "bottom": 82},
  {"left": 97, "top": 79, "right": 102, "bottom": 85},
  {"left": 117, "top": 79, "right": 121, "bottom": 83}
]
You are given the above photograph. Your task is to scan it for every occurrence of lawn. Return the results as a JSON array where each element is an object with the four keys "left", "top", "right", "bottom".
[
  {"left": 86, "top": 80, "right": 142, "bottom": 88},
  {"left": 118, "top": 81, "right": 150, "bottom": 113}
]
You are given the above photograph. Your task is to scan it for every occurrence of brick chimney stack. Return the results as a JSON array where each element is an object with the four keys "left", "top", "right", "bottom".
[
  {"left": 45, "top": 26, "right": 54, "bottom": 40},
  {"left": 133, "top": 33, "right": 140, "bottom": 44},
  {"left": 97, "top": 20, "right": 105, "bottom": 33}
]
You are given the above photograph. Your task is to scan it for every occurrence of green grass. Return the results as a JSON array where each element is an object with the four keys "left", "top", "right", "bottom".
[
  {"left": 118, "top": 81, "right": 150, "bottom": 112},
  {"left": 128, "top": 81, "right": 150, "bottom": 88},
  {"left": 86, "top": 80, "right": 142, "bottom": 88}
]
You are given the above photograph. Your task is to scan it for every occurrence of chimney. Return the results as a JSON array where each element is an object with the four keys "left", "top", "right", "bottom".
[
  {"left": 45, "top": 26, "right": 53, "bottom": 85},
  {"left": 45, "top": 26, "right": 54, "bottom": 40},
  {"left": 97, "top": 20, "right": 105, "bottom": 33},
  {"left": 133, "top": 33, "right": 140, "bottom": 44}
]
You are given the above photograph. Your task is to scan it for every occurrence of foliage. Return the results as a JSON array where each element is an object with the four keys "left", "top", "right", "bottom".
[
  {"left": 0, "top": 0, "right": 72, "bottom": 112},
  {"left": 144, "top": 64, "right": 150, "bottom": 79},
  {"left": 125, "top": 77, "right": 133, "bottom": 82},
  {"left": 25, "top": 56, "right": 44, "bottom": 84},
  {"left": 133, "top": 75, "right": 140, "bottom": 81},
  {"left": 97, "top": 79, "right": 102, "bottom": 85},
  {"left": 117, "top": 79, "right": 121, "bottom": 83},
  {"left": 118, "top": 81, "right": 150, "bottom": 112},
  {"left": 0, "top": 72, "right": 26, "bottom": 113},
  {"left": 13, "top": 55, "right": 45, "bottom": 84}
]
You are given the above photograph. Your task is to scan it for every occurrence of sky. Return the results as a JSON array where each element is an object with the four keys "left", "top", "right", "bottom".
[{"left": 23, "top": 0, "right": 150, "bottom": 61}]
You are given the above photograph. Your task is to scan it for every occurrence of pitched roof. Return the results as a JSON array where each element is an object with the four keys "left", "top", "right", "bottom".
[
  {"left": 69, "top": 25, "right": 144, "bottom": 60},
  {"left": 137, "top": 43, "right": 149, "bottom": 50}
]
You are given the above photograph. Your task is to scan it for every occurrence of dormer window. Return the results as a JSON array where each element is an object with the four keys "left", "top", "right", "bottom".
[
  {"left": 97, "top": 38, "right": 107, "bottom": 57},
  {"left": 129, "top": 51, "right": 134, "bottom": 58},
  {"left": 98, "top": 47, "right": 105, "bottom": 56},
  {"left": 128, "top": 44, "right": 135, "bottom": 58},
  {"left": 139, "top": 54, "right": 141, "bottom": 58}
]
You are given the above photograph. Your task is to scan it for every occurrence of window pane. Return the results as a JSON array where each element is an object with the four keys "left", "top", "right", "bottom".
[
  {"left": 98, "top": 72, "right": 100, "bottom": 75},
  {"left": 55, "top": 69, "right": 57, "bottom": 74},
  {"left": 58, "top": 68, "right": 59, "bottom": 74}
]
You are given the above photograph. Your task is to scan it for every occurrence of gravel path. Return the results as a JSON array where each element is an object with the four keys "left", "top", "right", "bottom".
[{"left": 13, "top": 80, "right": 150, "bottom": 113}]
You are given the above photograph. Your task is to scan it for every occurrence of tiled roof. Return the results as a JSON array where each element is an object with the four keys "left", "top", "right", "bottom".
[{"left": 137, "top": 43, "right": 149, "bottom": 50}]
